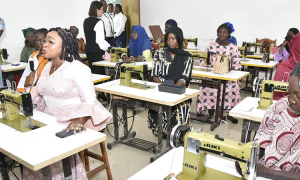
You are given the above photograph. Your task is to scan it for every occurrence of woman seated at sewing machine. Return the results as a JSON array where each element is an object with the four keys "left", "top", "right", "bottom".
[
  {"left": 122, "top": 25, "right": 153, "bottom": 63},
  {"left": 148, "top": 26, "right": 193, "bottom": 138},
  {"left": 273, "top": 28, "right": 298, "bottom": 62},
  {"left": 254, "top": 62, "right": 300, "bottom": 180},
  {"left": 23, "top": 27, "right": 112, "bottom": 179},
  {"left": 196, "top": 23, "right": 241, "bottom": 124},
  {"left": 17, "top": 28, "right": 49, "bottom": 93}
]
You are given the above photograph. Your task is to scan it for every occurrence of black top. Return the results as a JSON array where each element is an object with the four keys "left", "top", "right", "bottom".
[
  {"left": 83, "top": 17, "right": 102, "bottom": 53},
  {"left": 151, "top": 48, "right": 193, "bottom": 87}
]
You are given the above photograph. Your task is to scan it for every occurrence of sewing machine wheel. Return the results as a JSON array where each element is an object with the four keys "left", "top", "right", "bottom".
[
  {"left": 170, "top": 124, "right": 191, "bottom": 148},
  {"left": 252, "top": 77, "right": 258, "bottom": 92}
]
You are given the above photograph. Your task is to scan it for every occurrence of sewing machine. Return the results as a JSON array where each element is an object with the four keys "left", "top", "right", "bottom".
[
  {"left": 238, "top": 43, "right": 250, "bottom": 61},
  {"left": 253, "top": 78, "right": 289, "bottom": 110},
  {"left": 0, "top": 85, "right": 46, "bottom": 132},
  {"left": 120, "top": 63, "right": 153, "bottom": 90},
  {"left": 109, "top": 47, "right": 130, "bottom": 62},
  {"left": 170, "top": 124, "right": 259, "bottom": 180},
  {"left": 0, "top": 48, "right": 8, "bottom": 64},
  {"left": 185, "top": 38, "right": 198, "bottom": 47},
  {"left": 242, "top": 42, "right": 265, "bottom": 54},
  {"left": 191, "top": 52, "right": 212, "bottom": 72}
]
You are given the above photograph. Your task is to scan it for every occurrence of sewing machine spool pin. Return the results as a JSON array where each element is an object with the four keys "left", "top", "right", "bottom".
[{"left": 215, "top": 120, "right": 228, "bottom": 141}]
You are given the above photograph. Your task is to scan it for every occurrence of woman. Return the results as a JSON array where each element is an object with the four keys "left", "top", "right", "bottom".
[
  {"left": 148, "top": 26, "right": 193, "bottom": 138},
  {"left": 123, "top": 25, "right": 153, "bottom": 62},
  {"left": 23, "top": 28, "right": 111, "bottom": 179},
  {"left": 216, "top": 22, "right": 237, "bottom": 45},
  {"left": 20, "top": 27, "right": 38, "bottom": 62},
  {"left": 254, "top": 62, "right": 300, "bottom": 179},
  {"left": 274, "top": 28, "right": 299, "bottom": 62},
  {"left": 108, "top": 3, "right": 114, "bottom": 18},
  {"left": 17, "top": 28, "right": 49, "bottom": 93},
  {"left": 113, "top": 4, "right": 127, "bottom": 47},
  {"left": 70, "top": 26, "right": 86, "bottom": 54},
  {"left": 197, "top": 23, "right": 241, "bottom": 124},
  {"left": 274, "top": 33, "right": 300, "bottom": 100},
  {"left": 84, "top": 1, "right": 110, "bottom": 75}
]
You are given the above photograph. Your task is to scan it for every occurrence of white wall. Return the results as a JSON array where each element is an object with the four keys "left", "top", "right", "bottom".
[
  {"left": 140, "top": 0, "right": 300, "bottom": 50},
  {"left": 0, "top": 0, "right": 92, "bottom": 60}
]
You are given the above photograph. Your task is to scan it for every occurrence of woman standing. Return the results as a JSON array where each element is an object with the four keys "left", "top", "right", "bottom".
[
  {"left": 23, "top": 27, "right": 111, "bottom": 179},
  {"left": 84, "top": 1, "right": 110, "bottom": 75},
  {"left": 148, "top": 26, "right": 193, "bottom": 138},
  {"left": 197, "top": 23, "right": 241, "bottom": 124},
  {"left": 113, "top": 4, "right": 127, "bottom": 47},
  {"left": 123, "top": 25, "right": 153, "bottom": 62},
  {"left": 20, "top": 27, "right": 38, "bottom": 62},
  {"left": 273, "top": 28, "right": 299, "bottom": 62},
  {"left": 17, "top": 28, "right": 49, "bottom": 93}
]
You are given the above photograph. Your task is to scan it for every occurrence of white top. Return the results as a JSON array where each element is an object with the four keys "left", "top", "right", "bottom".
[
  {"left": 128, "top": 147, "right": 271, "bottom": 180},
  {"left": 17, "top": 53, "right": 40, "bottom": 92},
  {"left": 0, "top": 17, "right": 5, "bottom": 30},
  {"left": 241, "top": 58, "right": 278, "bottom": 68},
  {"left": 229, "top": 97, "right": 277, "bottom": 123},
  {"left": 94, "top": 20, "right": 110, "bottom": 51},
  {"left": 0, "top": 110, "right": 106, "bottom": 171},
  {"left": 101, "top": 12, "right": 114, "bottom": 37},
  {"left": 109, "top": 13, "right": 114, "bottom": 19},
  {"left": 113, "top": 13, "right": 127, "bottom": 37}
]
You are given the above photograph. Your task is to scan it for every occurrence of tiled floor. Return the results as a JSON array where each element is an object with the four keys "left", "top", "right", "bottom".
[{"left": 1, "top": 81, "right": 253, "bottom": 180}]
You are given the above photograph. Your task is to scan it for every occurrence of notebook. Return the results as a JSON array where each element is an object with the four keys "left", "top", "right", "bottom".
[{"left": 149, "top": 25, "right": 163, "bottom": 41}]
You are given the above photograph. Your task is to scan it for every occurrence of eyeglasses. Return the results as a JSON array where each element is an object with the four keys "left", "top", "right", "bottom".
[{"left": 35, "top": 39, "right": 46, "bottom": 44}]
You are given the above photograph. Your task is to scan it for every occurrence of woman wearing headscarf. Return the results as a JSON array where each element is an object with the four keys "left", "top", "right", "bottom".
[
  {"left": 122, "top": 25, "right": 152, "bottom": 62},
  {"left": 148, "top": 26, "right": 193, "bottom": 138},
  {"left": 197, "top": 23, "right": 241, "bottom": 124},
  {"left": 70, "top": 26, "right": 86, "bottom": 54},
  {"left": 273, "top": 33, "right": 300, "bottom": 100},
  {"left": 216, "top": 22, "right": 237, "bottom": 45},
  {"left": 20, "top": 27, "right": 38, "bottom": 62},
  {"left": 274, "top": 28, "right": 299, "bottom": 62}
]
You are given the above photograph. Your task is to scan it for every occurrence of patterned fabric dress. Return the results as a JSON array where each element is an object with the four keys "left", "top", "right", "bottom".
[
  {"left": 148, "top": 48, "right": 193, "bottom": 138},
  {"left": 196, "top": 42, "right": 241, "bottom": 114},
  {"left": 23, "top": 60, "right": 112, "bottom": 180},
  {"left": 254, "top": 96, "right": 300, "bottom": 171}
]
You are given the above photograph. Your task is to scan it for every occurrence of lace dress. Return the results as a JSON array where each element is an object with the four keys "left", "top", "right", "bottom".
[{"left": 23, "top": 60, "right": 112, "bottom": 180}]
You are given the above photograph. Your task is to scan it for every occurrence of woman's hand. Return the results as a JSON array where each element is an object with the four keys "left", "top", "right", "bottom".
[{"left": 63, "top": 117, "right": 89, "bottom": 134}]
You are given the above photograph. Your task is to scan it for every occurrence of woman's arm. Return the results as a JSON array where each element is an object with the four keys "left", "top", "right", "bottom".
[
  {"left": 257, "top": 163, "right": 300, "bottom": 180},
  {"left": 20, "top": 46, "right": 28, "bottom": 62},
  {"left": 151, "top": 48, "right": 162, "bottom": 83},
  {"left": 176, "top": 56, "right": 193, "bottom": 86},
  {"left": 123, "top": 49, "right": 152, "bottom": 62},
  {"left": 94, "top": 20, "right": 110, "bottom": 51},
  {"left": 232, "top": 46, "right": 241, "bottom": 71}
]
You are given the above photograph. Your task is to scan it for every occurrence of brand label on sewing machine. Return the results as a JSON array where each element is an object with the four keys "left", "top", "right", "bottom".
[
  {"left": 183, "top": 163, "right": 197, "bottom": 170},
  {"left": 261, "top": 96, "right": 271, "bottom": 100},
  {"left": 204, "top": 143, "right": 220, "bottom": 150}
]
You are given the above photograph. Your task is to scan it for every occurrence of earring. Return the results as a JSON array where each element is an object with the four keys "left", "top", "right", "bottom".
[{"left": 291, "top": 100, "right": 296, "bottom": 104}]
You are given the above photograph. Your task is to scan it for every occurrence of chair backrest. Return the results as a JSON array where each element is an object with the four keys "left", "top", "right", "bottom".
[{"left": 255, "top": 38, "right": 277, "bottom": 53}]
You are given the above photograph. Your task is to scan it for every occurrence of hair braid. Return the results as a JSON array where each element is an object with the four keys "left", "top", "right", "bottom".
[{"left": 49, "top": 27, "right": 82, "bottom": 62}]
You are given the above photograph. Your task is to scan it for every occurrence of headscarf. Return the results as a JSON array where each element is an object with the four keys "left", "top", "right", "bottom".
[
  {"left": 165, "top": 19, "right": 177, "bottom": 27},
  {"left": 217, "top": 23, "right": 232, "bottom": 35},
  {"left": 280, "top": 28, "right": 299, "bottom": 53},
  {"left": 128, "top": 25, "right": 152, "bottom": 57},
  {"left": 70, "top": 26, "right": 79, "bottom": 34},
  {"left": 282, "top": 33, "right": 300, "bottom": 69},
  {"left": 22, "top": 27, "right": 36, "bottom": 38},
  {"left": 164, "top": 26, "right": 191, "bottom": 56},
  {"left": 224, "top": 22, "right": 235, "bottom": 33}
]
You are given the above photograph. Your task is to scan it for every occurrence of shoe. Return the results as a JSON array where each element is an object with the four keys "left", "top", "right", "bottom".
[{"left": 227, "top": 115, "right": 238, "bottom": 124}]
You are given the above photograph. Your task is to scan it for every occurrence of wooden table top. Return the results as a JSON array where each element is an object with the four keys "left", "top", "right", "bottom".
[
  {"left": 0, "top": 110, "right": 106, "bottom": 171},
  {"left": 92, "top": 74, "right": 111, "bottom": 83},
  {"left": 94, "top": 79, "right": 200, "bottom": 106},
  {"left": 1, "top": 61, "right": 27, "bottom": 72},
  {"left": 229, "top": 97, "right": 277, "bottom": 122},
  {"left": 192, "top": 66, "right": 249, "bottom": 81},
  {"left": 240, "top": 54, "right": 274, "bottom": 60},
  {"left": 240, "top": 58, "right": 278, "bottom": 68},
  {"left": 93, "top": 61, "right": 153, "bottom": 70}
]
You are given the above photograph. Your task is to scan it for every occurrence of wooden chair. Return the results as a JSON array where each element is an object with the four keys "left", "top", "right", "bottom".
[
  {"left": 255, "top": 38, "right": 277, "bottom": 80},
  {"left": 79, "top": 141, "right": 113, "bottom": 180}
]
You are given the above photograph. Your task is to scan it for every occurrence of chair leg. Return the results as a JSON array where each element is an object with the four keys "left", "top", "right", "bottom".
[
  {"left": 100, "top": 142, "right": 113, "bottom": 180},
  {"left": 79, "top": 151, "right": 84, "bottom": 166},
  {"left": 84, "top": 149, "right": 90, "bottom": 172}
]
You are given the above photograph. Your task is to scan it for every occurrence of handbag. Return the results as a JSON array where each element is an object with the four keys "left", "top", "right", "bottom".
[
  {"left": 24, "top": 59, "right": 45, "bottom": 87},
  {"left": 213, "top": 54, "right": 232, "bottom": 74}
]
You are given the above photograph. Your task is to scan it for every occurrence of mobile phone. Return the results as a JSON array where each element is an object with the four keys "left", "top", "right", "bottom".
[
  {"left": 56, "top": 128, "right": 83, "bottom": 138},
  {"left": 11, "top": 63, "right": 20, "bottom": 66}
]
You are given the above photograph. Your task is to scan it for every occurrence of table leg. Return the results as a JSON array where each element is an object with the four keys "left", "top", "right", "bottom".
[
  {"left": 0, "top": 152, "right": 9, "bottom": 180},
  {"left": 269, "top": 68, "right": 273, "bottom": 80},
  {"left": 157, "top": 105, "right": 163, "bottom": 154},
  {"left": 210, "top": 80, "right": 221, "bottom": 131},
  {"left": 106, "top": 100, "right": 120, "bottom": 150},
  {"left": 122, "top": 104, "right": 128, "bottom": 137},
  {"left": 166, "top": 106, "right": 172, "bottom": 149}
]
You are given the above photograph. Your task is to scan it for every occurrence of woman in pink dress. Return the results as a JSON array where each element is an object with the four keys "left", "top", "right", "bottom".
[
  {"left": 273, "top": 33, "right": 300, "bottom": 100},
  {"left": 196, "top": 23, "right": 241, "bottom": 124},
  {"left": 23, "top": 27, "right": 112, "bottom": 180}
]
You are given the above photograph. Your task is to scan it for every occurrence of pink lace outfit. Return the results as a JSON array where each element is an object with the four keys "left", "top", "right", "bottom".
[
  {"left": 196, "top": 42, "right": 242, "bottom": 114},
  {"left": 23, "top": 60, "right": 112, "bottom": 180}
]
